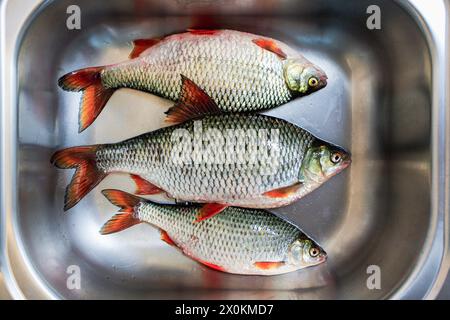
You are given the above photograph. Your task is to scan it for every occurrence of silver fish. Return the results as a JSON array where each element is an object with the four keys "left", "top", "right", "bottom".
[
  {"left": 100, "top": 189, "right": 327, "bottom": 276},
  {"left": 58, "top": 29, "right": 327, "bottom": 132}
]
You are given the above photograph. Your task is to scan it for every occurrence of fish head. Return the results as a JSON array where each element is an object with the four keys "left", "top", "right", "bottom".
[
  {"left": 288, "top": 237, "right": 327, "bottom": 267},
  {"left": 300, "top": 142, "right": 351, "bottom": 184},
  {"left": 283, "top": 58, "right": 328, "bottom": 95}
]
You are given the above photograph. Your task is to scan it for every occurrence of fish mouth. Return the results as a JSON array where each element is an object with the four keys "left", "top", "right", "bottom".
[
  {"left": 334, "top": 145, "right": 352, "bottom": 170},
  {"left": 333, "top": 158, "right": 351, "bottom": 176},
  {"left": 310, "top": 74, "right": 328, "bottom": 92},
  {"left": 319, "top": 74, "right": 328, "bottom": 88},
  {"left": 341, "top": 157, "right": 352, "bottom": 169},
  {"left": 321, "top": 157, "right": 351, "bottom": 180},
  {"left": 318, "top": 253, "right": 327, "bottom": 263}
]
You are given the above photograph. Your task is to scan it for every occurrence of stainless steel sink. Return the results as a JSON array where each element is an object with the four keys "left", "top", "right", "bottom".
[{"left": 1, "top": 0, "right": 449, "bottom": 299}]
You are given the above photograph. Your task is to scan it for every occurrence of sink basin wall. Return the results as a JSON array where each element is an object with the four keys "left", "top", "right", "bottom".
[{"left": 1, "top": 0, "right": 449, "bottom": 299}]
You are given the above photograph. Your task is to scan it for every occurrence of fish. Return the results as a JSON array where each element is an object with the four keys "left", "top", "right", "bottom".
[
  {"left": 100, "top": 189, "right": 327, "bottom": 275},
  {"left": 58, "top": 29, "right": 328, "bottom": 132},
  {"left": 51, "top": 77, "right": 350, "bottom": 218}
]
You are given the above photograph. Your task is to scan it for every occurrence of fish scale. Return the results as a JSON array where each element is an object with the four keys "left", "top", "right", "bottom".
[
  {"left": 136, "top": 202, "right": 301, "bottom": 274},
  {"left": 100, "top": 30, "right": 293, "bottom": 112},
  {"left": 95, "top": 113, "right": 315, "bottom": 207}
]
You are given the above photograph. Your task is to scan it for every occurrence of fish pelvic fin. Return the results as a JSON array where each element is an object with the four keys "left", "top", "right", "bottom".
[
  {"left": 129, "top": 38, "right": 162, "bottom": 59},
  {"left": 100, "top": 189, "right": 143, "bottom": 235},
  {"left": 165, "top": 75, "right": 222, "bottom": 124},
  {"left": 50, "top": 146, "right": 106, "bottom": 211},
  {"left": 58, "top": 66, "right": 115, "bottom": 132}
]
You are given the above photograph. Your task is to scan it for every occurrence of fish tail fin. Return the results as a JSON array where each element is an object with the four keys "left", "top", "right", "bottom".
[
  {"left": 58, "top": 66, "right": 115, "bottom": 132},
  {"left": 100, "top": 189, "right": 143, "bottom": 234},
  {"left": 50, "top": 145, "right": 106, "bottom": 211}
]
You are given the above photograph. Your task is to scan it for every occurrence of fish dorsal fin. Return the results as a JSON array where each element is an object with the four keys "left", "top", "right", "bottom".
[
  {"left": 165, "top": 75, "right": 222, "bottom": 124},
  {"left": 129, "top": 38, "right": 162, "bottom": 59},
  {"left": 252, "top": 38, "right": 287, "bottom": 60},
  {"left": 187, "top": 29, "right": 220, "bottom": 35}
]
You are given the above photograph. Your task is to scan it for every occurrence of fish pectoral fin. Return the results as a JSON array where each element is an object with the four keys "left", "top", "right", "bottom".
[
  {"left": 195, "top": 203, "right": 229, "bottom": 223},
  {"left": 254, "top": 261, "right": 286, "bottom": 270},
  {"left": 263, "top": 182, "right": 302, "bottom": 198},
  {"left": 160, "top": 229, "right": 177, "bottom": 247},
  {"left": 130, "top": 174, "right": 165, "bottom": 195},
  {"left": 252, "top": 38, "right": 287, "bottom": 60},
  {"left": 187, "top": 29, "right": 220, "bottom": 35},
  {"left": 165, "top": 75, "right": 222, "bottom": 124},
  {"left": 129, "top": 38, "right": 162, "bottom": 59}
]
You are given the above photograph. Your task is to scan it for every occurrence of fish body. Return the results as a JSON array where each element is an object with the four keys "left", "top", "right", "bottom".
[
  {"left": 52, "top": 113, "right": 350, "bottom": 211},
  {"left": 58, "top": 29, "right": 327, "bottom": 132},
  {"left": 100, "top": 189, "right": 326, "bottom": 275}
]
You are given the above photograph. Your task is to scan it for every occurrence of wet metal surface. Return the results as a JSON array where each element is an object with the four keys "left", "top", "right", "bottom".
[{"left": 1, "top": 0, "right": 449, "bottom": 299}]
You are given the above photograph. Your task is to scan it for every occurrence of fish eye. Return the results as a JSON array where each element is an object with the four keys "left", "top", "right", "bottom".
[
  {"left": 330, "top": 152, "right": 342, "bottom": 164},
  {"left": 309, "top": 247, "right": 320, "bottom": 257},
  {"left": 308, "top": 77, "right": 319, "bottom": 87}
]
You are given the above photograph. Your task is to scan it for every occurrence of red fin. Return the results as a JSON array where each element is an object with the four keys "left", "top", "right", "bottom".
[
  {"left": 195, "top": 203, "right": 228, "bottom": 223},
  {"left": 254, "top": 261, "right": 285, "bottom": 270},
  {"left": 130, "top": 174, "right": 164, "bottom": 195},
  {"left": 129, "top": 38, "right": 161, "bottom": 59},
  {"left": 252, "top": 38, "right": 287, "bottom": 60},
  {"left": 263, "top": 182, "right": 302, "bottom": 198},
  {"left": 160, "top": 229, "right": 176, "bottom": 247},
  {"left": 165, "top": 75, "right": 222, "bottom": 124},
  {"left": 100, "top": 212, "right": 141, "bottom": 235},
  {"left": 196, "top": 258, "right": 226, "bottom": 272},
  {"left": 101, "top": 189, "right": 141, "bottom": 212},
  {"left": 100, "top": 189, "right": 142, "bottom": 234},
  {"left": 79, "top": 84, "right": 115, "bottom": 132},
  {"left": 58, "top": 67, "right": 103, "bottom": 91},
  {"left": 58, "top": 66, "right": 115, "bottom": 132},
  {"left": 50, "top": 146, "right": 106, "bottom": 211},
  {"left": 187, "top": 29, "right": 220, "bottom": 35}
]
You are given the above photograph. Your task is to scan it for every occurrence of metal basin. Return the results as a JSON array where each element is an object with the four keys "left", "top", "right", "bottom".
[{"left": 1, "top": 0, "right": 449, "bottom": 299}]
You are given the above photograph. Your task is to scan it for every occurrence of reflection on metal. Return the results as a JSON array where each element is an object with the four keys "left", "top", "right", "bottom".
[{"left": 0, "top": 0, "right": 448, "bottom": 299}]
